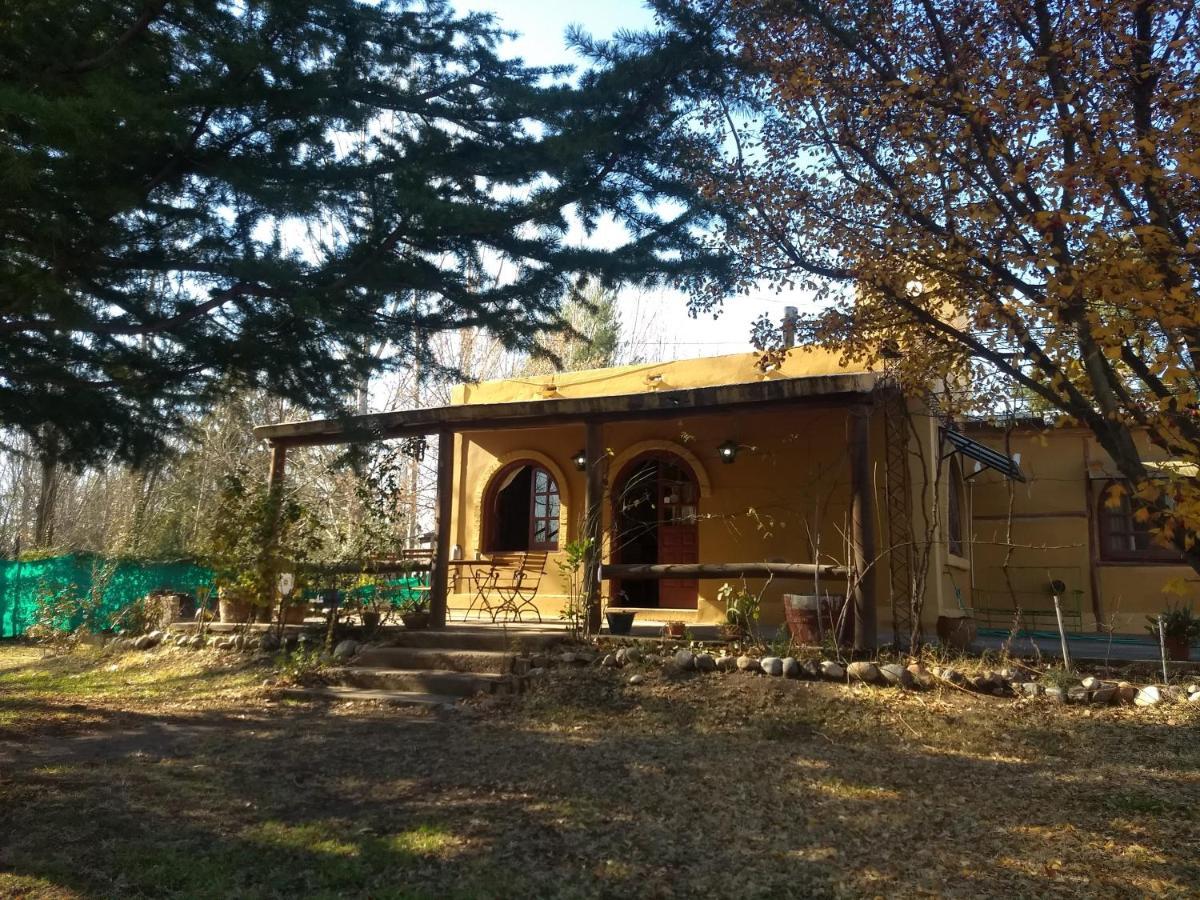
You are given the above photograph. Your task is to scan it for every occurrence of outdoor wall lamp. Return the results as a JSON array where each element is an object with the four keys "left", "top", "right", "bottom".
[
  {"left": 718, "top": 440, "right": 739, "bottom": 464},
  {"left": 572, "top": 449, "right": 587, "bottom": 471}
]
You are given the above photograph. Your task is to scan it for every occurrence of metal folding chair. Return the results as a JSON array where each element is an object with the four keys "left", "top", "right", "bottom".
[{"left": 493, "top": 552, "right": 547, "bottom": 623}]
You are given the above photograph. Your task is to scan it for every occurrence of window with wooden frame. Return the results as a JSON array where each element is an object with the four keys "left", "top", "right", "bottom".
[
  {"left": 1097, "top": 480, "right": 1181, "bottom": 563},
  {"left": 486, "top": 462, "right": 560, "bottom": 552},
  {"left": 947, "top": 457, "right": 966, "bottom": 558}
]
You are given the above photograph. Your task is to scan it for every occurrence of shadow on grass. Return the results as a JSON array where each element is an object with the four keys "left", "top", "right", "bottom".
[{"left": 0, "top": 668, "right": 1198, "bottom": 898}]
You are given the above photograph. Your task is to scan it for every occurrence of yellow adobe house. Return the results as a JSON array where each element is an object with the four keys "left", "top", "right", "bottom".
[
  {"left": 968, "top": 423, "right": 1199, "bottom": 634},
  {"left": 257, "top": 349, "right": 1025, "bottom": 645},
  {"left": 437, "top": 350, "right": 1009, "bottom": 639}
]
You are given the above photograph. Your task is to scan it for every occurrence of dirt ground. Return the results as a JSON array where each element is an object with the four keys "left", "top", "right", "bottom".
[{"left": 1, "top": 644, "right": 1198, "bottom": 899}]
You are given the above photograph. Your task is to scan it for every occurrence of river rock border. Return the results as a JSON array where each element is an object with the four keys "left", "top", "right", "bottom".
[{"left": 549, "top": 642, "right": 1200, "bottom": 709}]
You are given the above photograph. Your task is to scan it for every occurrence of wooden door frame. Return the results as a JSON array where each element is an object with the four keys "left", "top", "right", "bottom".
[{"left": 609, "top": 450, "right": 701, "bottom": 608}]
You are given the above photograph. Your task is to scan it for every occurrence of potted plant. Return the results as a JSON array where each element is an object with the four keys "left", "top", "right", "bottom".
[
  {"left": 1147, "top": 602, "right": 1200, "bottom": 661},
  {"left": 217, "top": 582, "right": 256, "bottom": 623},
  {"left": 606, "top": 610, "right": 637, "bottom": 636},
  {"left": 399, "top": 595, "right": 432, "bottom": 629},
  {"left": 717, "top": 582, "right": 761, "bottom": 641},
  {"left": 203, "top": 468, "right": 322, "bottom": 627}
]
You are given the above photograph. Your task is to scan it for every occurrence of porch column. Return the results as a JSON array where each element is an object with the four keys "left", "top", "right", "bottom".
[
  {"left": 267, "top": 442, "right": 288, "bottom": 495},
  {"left": 850, "top": 403, "right": 878, "bottom": 652},
  {"left": 264, "top": 443, "right": 289, "bottom": 599},
  {"left": 583, "top": 422, "right": 605, "bottom": 634},
  {"left": 430, "top": 429, "right": 454, "bottom": 629}
]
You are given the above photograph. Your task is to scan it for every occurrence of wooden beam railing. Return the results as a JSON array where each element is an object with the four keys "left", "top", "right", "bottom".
[
  {"left": 599, "top": 562, "right": 851, "bottom": 581},
  {"left": 292, "top": 559, "right": 432, "bottom": 576}
]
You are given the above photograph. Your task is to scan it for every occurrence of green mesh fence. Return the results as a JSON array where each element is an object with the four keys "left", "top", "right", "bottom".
[{"left": 0, "top": 554, "right": 214, "bottom": 638}]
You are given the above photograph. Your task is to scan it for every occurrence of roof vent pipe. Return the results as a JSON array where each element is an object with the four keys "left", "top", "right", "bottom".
[{"left": 782, "top": 306, "right": 798, "bottom": 349}]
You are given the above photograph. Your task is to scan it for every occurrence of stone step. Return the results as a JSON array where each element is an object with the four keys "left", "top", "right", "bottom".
[
  {"left": 281, "top": 686, "right": 459, "bottom": 708},
  {"left": 327, "top": 667, "right": 516, "bottom": 697},
  {"left": 378, "top": 627, "right": 564, "bottom": 652},
  {"left": 353, "top": 646, "right": 526, "bottom": 675}
]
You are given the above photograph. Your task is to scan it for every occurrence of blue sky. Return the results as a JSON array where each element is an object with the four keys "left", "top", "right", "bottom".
[
  {"left": 451, "top": 0, "right": 808, "bottom": 360},
  {"left": 453, "top": 0, "right": 656, "bottom": 68}
]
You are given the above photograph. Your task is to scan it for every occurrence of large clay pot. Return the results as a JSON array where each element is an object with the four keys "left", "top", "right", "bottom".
[
  {"left": 784, "top": 594, "right": 822, "bottom": 645},
  {"left": 218, "top": 588, "right": 253, "bottom": 623}
]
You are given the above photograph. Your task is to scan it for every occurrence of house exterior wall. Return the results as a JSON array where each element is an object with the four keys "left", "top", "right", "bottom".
[
  {"left": 968, "top": 426, "right": 1197, "bottom": 633},
  {"left": 445, "top": 352, "right": 968, "bottom": 636}
]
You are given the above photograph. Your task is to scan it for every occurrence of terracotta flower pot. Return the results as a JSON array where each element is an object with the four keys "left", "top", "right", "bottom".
[
  {"left": 664, "top": 621, "right": 687, "bottom": 639},
  {"left": 783, "top": 594, "right": 822, "bottom": 645}
]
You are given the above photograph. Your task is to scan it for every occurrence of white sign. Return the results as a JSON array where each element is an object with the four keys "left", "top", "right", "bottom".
[{"left": 277, "top": 572, "right": 295, "bottom": 596}]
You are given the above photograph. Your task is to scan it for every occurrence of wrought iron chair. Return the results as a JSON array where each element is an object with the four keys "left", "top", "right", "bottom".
[{"left": 492, "top": 551, "right": 547, "bottom": 623}]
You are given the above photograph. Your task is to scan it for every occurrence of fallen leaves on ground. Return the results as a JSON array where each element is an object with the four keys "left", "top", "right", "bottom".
[{"left": 0, "top": 646, "right": 1197, "bottom": 899}]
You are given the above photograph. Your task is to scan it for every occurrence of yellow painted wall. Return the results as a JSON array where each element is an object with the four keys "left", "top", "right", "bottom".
[
  {"left": 445, "top": 351, "right": 969, "bottom": 635},
  {"left": 968, "top": 427, "right": 1198, "bottom": 633}
]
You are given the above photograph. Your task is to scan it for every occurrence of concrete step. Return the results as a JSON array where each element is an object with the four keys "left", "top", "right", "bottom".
[
  {"left": 327, "top": 667, "right": 516, "bottom": 697},
  {"left": 379, "top": 627, "right": 564, "bottom": 652},
  {"left": 281, "top": 686, "right": 459, "bottom": 708},
  {"left": 353, "top": 646, "right": 526, "bottom": 675}
]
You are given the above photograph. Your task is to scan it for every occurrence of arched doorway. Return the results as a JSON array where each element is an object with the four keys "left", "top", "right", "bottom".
[{"left": 611, "top": 453, "right": 699, "bottom": 608}]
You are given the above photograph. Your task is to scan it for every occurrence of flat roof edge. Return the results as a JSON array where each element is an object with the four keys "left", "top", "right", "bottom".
[{"left": 255, "top": 371, "right": 882, "bottom": 446}]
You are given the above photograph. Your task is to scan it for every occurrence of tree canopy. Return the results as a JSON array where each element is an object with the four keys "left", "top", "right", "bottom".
[
  {"left": 692, "top": 0, "right": 1200, "bottom": 569},
  {"left": 0, "top": 0, "right": 730, "bottom": 467}
]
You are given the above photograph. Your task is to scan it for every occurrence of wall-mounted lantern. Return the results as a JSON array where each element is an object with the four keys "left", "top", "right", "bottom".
[
  {"left": 572, "top": 449, "right": 587, "bottom": 471},
  {"left": 718, "top": 440, "right": 739, "bottom": 464}
]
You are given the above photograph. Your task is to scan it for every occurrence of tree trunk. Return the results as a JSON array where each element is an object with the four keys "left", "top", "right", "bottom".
[{"left": 33, "top": 454, "right": 59, "bottom": 549}]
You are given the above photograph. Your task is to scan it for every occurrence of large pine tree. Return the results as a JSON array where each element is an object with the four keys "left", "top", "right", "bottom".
[{"left": 0, "top": 0, "right": 729, "bottom": 466}]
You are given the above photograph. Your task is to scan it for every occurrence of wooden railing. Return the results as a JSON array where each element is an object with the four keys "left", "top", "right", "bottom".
[{"left": 598, "top": 562, "right": 851, "bottom": 581}]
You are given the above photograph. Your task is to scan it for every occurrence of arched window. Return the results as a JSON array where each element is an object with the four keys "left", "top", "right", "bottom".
[
  {"left": 947, "top": 458, "right": 966, "bottom": 558},
  {"left": 485, "top": 462, "right": 560, "bottom": 551}
]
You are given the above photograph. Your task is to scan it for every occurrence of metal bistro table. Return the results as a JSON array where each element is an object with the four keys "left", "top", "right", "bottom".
[{"left": 447, "top": 557, "right": 498, "bottom": 622}]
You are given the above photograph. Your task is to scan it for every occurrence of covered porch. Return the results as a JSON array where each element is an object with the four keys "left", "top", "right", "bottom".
[{"left": 255, "top": 367, "right": 887, "bottom": 649}]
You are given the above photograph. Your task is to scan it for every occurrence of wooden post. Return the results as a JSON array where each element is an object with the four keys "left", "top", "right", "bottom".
[
  {"left": 1080, "top": 438, "right": 1105, "bottom": 631},
  {"left": 263, "top": 442, "right": 290, "bottom": 619},
  {"left": 850, "top": 404, "right": 878, "bottom": 652},
  {"left": 429, "top": 429, "right": 454, "bottom": 629},
  {"left": 583, "top": 422, "right": 605, "bottom": 634},
  {"left": 267, "top": 442, "right": 288, "bottom": 495}
]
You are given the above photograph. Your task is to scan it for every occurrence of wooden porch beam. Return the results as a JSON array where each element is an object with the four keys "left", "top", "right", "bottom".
[
  {"left": 253, "top": 373, "right": 879, "bottom": 448},
  {"left": 599, "top": 562, "right": 851, "bottom": 581}
]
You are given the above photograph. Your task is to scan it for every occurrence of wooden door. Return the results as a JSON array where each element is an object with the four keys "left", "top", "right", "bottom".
[
  {"left": 611, "top": 453, "right": 700, "bottom": 609},
  {"left": 657, "top": 461, "right": 698, "bottom": 609}
]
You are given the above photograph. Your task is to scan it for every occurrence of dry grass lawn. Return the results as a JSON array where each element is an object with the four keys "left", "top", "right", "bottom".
[{"left": 1, "top": 643, "right": 1197, "bottom": 899}]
